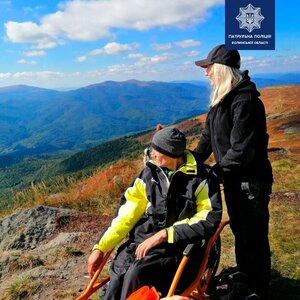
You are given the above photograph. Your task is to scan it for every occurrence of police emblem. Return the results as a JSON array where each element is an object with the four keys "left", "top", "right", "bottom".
[{"left": 236, "top": 3, "right": 264, "bottom": 33}]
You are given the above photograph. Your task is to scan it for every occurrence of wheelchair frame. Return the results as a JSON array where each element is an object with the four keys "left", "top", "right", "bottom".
[{"left": 75, "top": 220, "right": 229, "bottom": 300}]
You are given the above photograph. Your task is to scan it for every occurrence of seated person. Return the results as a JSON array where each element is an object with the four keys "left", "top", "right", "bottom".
[{"left": 87, "top": 127, "right": 222, "bottom": 300}]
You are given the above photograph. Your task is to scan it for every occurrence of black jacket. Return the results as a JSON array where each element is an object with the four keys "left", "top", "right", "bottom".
[{"left": 195, "top": 71, "right": 273, "bottom": 183}]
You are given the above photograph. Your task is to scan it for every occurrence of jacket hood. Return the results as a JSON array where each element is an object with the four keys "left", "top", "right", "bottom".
[{"left": 232, "top": 70, "right": 260, "bottom": 97}]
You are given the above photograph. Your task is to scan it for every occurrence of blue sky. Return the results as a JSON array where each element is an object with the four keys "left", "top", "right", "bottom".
[{"left": 0, "top": 0, "right": 299, "bottom": 89}]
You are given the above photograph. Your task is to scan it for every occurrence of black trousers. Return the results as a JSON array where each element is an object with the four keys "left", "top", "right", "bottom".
[
  {"left": 103, "top": 241, "right": 203, "bottom": 300},
  {"left": 223, "top": 180, "right": 272, "bottom": 299}
]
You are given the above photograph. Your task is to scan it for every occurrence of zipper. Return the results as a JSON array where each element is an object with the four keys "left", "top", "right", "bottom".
[
  {"left": 149, "top": 161, "right": 191, "bottom": 227},
  {"left": 157, "top": 163, "right": 190, "bottom": 192},
  {"left": 157, "top": 165, "right": 170, "bottom": 191}
]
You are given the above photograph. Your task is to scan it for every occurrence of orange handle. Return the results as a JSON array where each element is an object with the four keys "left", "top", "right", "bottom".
[{"left": 75, "top": 249, "right": 114, "bottom": 300}]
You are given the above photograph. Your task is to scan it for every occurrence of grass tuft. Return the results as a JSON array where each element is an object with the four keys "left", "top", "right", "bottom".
[
  {"left": 271, "top": 159, "right": 300, "bottom": 191},
  {"left": 8, "top": 255, "right": 44, "bottom": 272},
  {"left": 5, "top": 275, "right": 42, "bottom": 300}
]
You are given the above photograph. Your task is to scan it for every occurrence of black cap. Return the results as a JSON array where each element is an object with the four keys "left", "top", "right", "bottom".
[
  {"left": 151, "top": 127, "right": 186, "bottom": 158},
  {"left": 195, "top": 44, "right": 241, "bottom": 69}
]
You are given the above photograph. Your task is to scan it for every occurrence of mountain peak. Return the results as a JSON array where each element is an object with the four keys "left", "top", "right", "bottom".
[{"left": 0, "top": 84, "right": 56, "bottom": 93}]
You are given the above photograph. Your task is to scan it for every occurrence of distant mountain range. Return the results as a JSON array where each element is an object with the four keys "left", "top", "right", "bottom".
[
  {"left": 0, "top": 80, "right": 209, "bottom": 158},
  {"left": 173, "top": 72, "right": 300, "bottom": 89},
  {"left": 252, "top": 72, "right": 300, "bottom": 89},
  {"left": 0, "top": 72, "right": 299, "bottom": 161}
]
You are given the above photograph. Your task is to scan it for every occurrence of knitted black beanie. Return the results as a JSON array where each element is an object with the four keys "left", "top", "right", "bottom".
[{"left": 151, "top": 127, "right": 186, "bottom": 158}]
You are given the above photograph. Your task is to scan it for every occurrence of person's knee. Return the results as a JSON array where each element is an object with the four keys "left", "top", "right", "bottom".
[{"left": 124, "top": 262, "right": 144, "bottom": 283}]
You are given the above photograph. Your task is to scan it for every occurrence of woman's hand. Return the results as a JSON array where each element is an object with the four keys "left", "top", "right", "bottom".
[
  {"left": 87, "top": 249, "right": 104, "bottom": 279},
  {"left": 135, "top": 229, "right": 167, "bottom": 259}
]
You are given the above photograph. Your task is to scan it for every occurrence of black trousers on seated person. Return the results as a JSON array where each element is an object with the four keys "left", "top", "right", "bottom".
[
  {"left": 102, "top": 241, "right": 203, "bottom": 300},
  {"left": 223, "top": 179, "right": 272, "bottom": 299}
]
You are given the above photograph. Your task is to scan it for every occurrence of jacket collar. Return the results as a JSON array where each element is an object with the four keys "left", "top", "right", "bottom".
[{"left": 148, "top": 150, "right": 197, "bottom": 175}]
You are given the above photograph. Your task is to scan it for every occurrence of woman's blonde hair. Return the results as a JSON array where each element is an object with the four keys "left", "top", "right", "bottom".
[{"left": 209, "top": 63, "right": 243, "bottom": 107}]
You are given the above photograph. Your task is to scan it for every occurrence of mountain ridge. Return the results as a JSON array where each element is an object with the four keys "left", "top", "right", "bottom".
[
  {"left": 0, "top": 73, "right": 299, "bottom": 158},
  {"left": 0, "top": 80, "right": 209, "bottom": 156}
]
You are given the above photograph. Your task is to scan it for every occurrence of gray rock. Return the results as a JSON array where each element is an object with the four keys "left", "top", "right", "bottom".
[{"left": 0, "top": 205, "right": 75, "bottom": 251}]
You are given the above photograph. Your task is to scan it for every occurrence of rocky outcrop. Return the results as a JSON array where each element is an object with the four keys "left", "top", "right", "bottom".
[
  {"left": 0, "top": 206, "right": 75, "bottom": 251},
  {"left": 0, "top": 206, "right": 110, "bottom": 300}
]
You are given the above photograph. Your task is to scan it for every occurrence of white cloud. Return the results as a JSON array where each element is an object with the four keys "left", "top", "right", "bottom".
[
  {"left": 1, "top": 53, "right": 299, "bottom": 89},
  {"left": 175, "top": 39, "right": 201, "bottom": 48},
  {"left": 241, "top": 56, "right": 256, "bottom": 62},
  {"left": 76, "top": 55, "right": 88, "bottom": 63},
  {"left": 128, "top": 53, "right": 144, "bottom": 59},
  {"left": 187, "top": 50, "right": 200, "bottom": 57},
  {"left": 128, "top": 51, "right": 186, "bottom": 67},
  {"left": 17, "top": 59, "right": 37, "bottom": 65},
  {"left": 80, "top": 42, "right": 138, "bottom": 62},
  {"left": 88, "top": 48, "right": 103, "bottom": 56},
  {"left": 107, "top": 64, "right": 136, "bottom": 74},
  {"left": 241, "top": 56, "right": 271, "bottom": 68},
  {"left": 88, "top": 42, "right": 136, "bottom": 56},
  {"left": 152, "top": 43, "right": 172, "bottom": 51},
  {"left": 5, "top": 21, "right": 59, "bottom": 49},
  {"left": 5, "top": 0, "right": 223, "bottom": 48},
  {"left": 103, "top": 42, "right": 134, "bottom": 55},
  {"left": 183, "top": 61, "right": 193, "bottom": 66},
  {"left": 24, "top": 50, "right": 46, "bottom": 57},
  {"left": 0, "top": 72, "right": 11, "bottom": 80},
  {"left": 134, "top": 53, "right": 172, "bottom": 66},
  {"left": 282, "top": 55, "right": 300, "bottom": 65},
  {"left": 13, "top": 71, "right": 63, "bottom": 80}
]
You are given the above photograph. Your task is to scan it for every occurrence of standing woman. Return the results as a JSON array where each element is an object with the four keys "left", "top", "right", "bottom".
[{"left": 194, "top": 44, "right": 273, "bottom": 299}]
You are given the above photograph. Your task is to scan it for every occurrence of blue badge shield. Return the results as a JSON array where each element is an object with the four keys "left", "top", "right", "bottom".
[{"left": 225, "top": 0, "right": 275, "bottom": 50}]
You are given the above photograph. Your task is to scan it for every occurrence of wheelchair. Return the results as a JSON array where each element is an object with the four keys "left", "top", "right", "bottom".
[{"left": 75, "top": 220, "right": 229, "bottom": 300}]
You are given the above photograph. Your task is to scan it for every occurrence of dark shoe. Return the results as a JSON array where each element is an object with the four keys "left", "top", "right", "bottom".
[
  {"left": 215, "top": 266, "right": 239, "bottom": 286},
  {"left": 228, "top": 271, "right": 248, "bottom": 288},
  {"left": 218, "top": 272, "right": 249, "bottom": 300},
  {"left": 245, "top": 294, "right": 261, "bottom": 299},
  {"left": 219, "top": 292, "right": 261, "bottom": 300}
]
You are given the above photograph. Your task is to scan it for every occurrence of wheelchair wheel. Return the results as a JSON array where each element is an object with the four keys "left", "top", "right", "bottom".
[{"left": 200, "top": 236, "right": 221, "bottom": 293}]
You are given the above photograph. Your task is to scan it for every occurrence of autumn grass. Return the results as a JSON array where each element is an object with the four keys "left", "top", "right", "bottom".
[
  {"left": 272, "top": 158, "right": 300, "bottom": 191},
  {"left": 4, "top": 275, "right": 43, "bottom": 300},
  {"left": 52, "top": 290, "right": 78, "bottom": 299},
  {"left": 45, "top": 247, "right": 84, "bottom": 261},
  {"left": 269, "top": 197, "right": 300, "bottom": 277},
  {"left": 1, "top": 160, "right": 141, "bottom": 219},
  {"left": 8, "top": 255, "right": 44, "bottom": 272}
]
